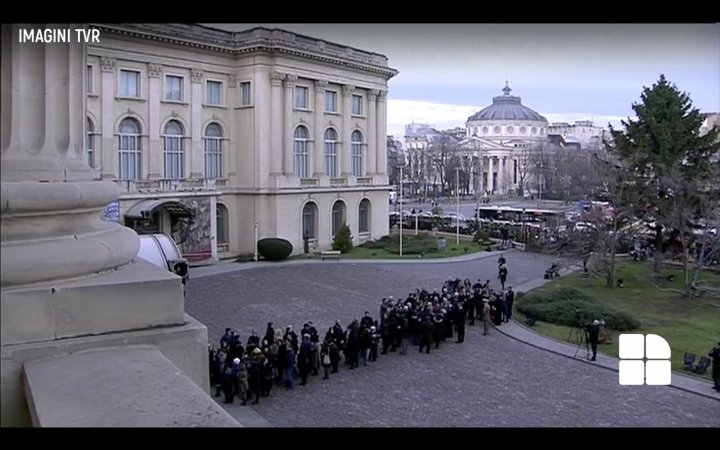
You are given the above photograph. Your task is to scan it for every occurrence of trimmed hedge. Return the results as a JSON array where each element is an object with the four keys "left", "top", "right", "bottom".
[
  {"left": 257, "top": 238, "right": 293, "bottom": 261},
  {"left": 516, "top": 287, "right": 640, "bottom": 331}
]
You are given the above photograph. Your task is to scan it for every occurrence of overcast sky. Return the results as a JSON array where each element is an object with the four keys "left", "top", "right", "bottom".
[{"left": 210, "top": 23, "right": 720, "bottom": 138}]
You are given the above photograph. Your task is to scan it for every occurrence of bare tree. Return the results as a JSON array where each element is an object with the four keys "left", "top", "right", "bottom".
[
  {"left": 514, "top": 146, "right": 535, "bottom": 196},
  {"left": 429, "top": 134, "right": 458, "bottom": 194}
]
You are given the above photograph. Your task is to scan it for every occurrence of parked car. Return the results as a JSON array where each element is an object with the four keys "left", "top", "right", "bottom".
[{"left": 136, "top": 233, "right": 189, "bottom": 285}]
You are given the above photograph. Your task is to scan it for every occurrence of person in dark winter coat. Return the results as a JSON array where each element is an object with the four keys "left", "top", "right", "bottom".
[
  {"left": 329, "top": 340, "right": 340, "bottom": 374},
  {"left": 264, "top": 322, "right": 275, "bottom": 346},
  {"left": 320, "top": 340, "right": 333, "bottom": 379},
  {"left": 505, "top": 287, "right": 515, "bottom": 322},
  {"left": 418, "top": 317, "right": 434, "bottom": 354},
  {"left": 284, "top": 341, "right": 296, "bottom": 389},
  {"left": 297, "top": 335, "right": 312, "bottom": 385},
  {"left": 221, "top": 364, "right": 235, "bottom": 404},
  {"left": 432, "top": 313, "right": 444, "bottom": 349},
  {"left": 369, "top": 325, "right": 380, "bottom": 362},
  {"left": 709, "top": 342, "right": 720, "bottom": 392},
  {"left": 454, "top": 303, "right": 466, "bottom": 343},
  {"left": 248, "top": 348, "right": 265, "bottom": 404}
]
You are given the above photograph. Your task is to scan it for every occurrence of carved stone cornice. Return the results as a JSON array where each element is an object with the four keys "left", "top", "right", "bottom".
[
  {"left": 228, "top": 75, "right": 237, "bottom": 88},
  {"left": 148, "top": 63, "right": 162, "bottom": 78},
  {"left": 342, "top": 85, "right": 356, "bottom": 97},
  {"left": 269, "top": 72, "right": 285, "bottom": 87},
  {"left": 368, "top": 90, "right": 380, "bottom": 102},
  {"left": 314, "top": 80, "right": 328, "bottom": 93},
  {"left": 100, "top": 57, "right": 116, "bottom": 73},
  {"left": 284, "top": 74, "right": 298, "bottom": 88},
  {"left": 191, "top": 70, "right": 203, "bottom": 83}
]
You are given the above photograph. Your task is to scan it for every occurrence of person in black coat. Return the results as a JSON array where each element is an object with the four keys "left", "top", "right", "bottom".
[
  {"left": 432, "top": 313, "right": 444, "bottom": 349},
  {"left": 329, "top": 340, "right": 340, "bottom": 374},
  {"left": 264, "top": 322, "right": 275, "bottom": 346},
  {"left": 297, "top": 335, "right": 312, "bottom": 385},
  {"left": 709, "top": 342, "right": 720, "bottom": 392},
  {"left": 587, "top": 320, "right": 600, "bottom": 361},
  {"left": 419, "top": 317, "right": 434, "bottom": 354},
  {"left": 209, "top": 345, "right": 220, "bottom": 397},
  {"left": 454, "top": 303, "right": 467, "bottom": 343},
  {"left": 505, "top": 287, "right": 515, "bottom": 322}
]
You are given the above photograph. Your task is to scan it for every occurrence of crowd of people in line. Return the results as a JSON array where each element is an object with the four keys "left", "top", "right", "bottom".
[{"left": 208, "top": 257, "right": 515, "bottom": 405}]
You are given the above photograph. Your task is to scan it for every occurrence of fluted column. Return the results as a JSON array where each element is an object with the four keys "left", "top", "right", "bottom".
[
  {"left": 283, "top": 75, "right": 297, "bottom": 176},
  {"left": 366, "top": 90, "right": 377, "bottom": 175},
  {"left": 376, "top": 90, "right": 388, "bottom": 176},
  {"left": 313, "top": 80, "right": 327, "bottom": 178},
  {"left": 269, "top": 72, "right": 284, "bottom": 176},
  {"left": 189, "top": 69, "right": 203, "bottom": 178},
  {"left": 100, "top": 57, "right": 116, "bottom": 179},
  {"left": 341, "top": 85, "right": 354, "bottom": 176},
  {"left": 147, "top": 63, "right": 162, "bottom": 179},
  {"left": 488, "top": 156, "right": 495, "bottom": 194},
  {"left": 497, "top": 156, "right": 505, "bottom": 194},
  {"left": 1, "top": 23, "right": 138, "bottom": 287}
]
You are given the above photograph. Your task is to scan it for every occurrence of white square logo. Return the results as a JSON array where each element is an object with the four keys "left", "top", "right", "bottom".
[{"left": 618, "top": 334, "right": 671, "bottom": 386}]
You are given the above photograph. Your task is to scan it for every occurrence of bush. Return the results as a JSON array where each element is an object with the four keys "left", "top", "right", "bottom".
[
  {"left": 516, "top": 287, "right": 640, "bottom": 331},
  {"left": 473, "top": 230, "right": 490, "bottom": 243},
  {"left": 332, "top": 223, "right": 354, "bottom": 253},
  {"left": 257, "top": 238, "right": 293, "bottom": 261}
]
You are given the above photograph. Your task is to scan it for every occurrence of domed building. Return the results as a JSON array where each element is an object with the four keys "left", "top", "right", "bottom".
[{"left": 458, "top": 82, "right": 550, "bottom": 196}]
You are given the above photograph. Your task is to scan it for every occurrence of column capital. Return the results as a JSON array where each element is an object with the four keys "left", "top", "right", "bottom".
[
  {"left": 191, "top": 70, "right": 204, "bottom": 84},
  {"left": 342, "top": 85, "right": 356, "bottom": 97},
  {"left": 148, "top": 63, "right": 162, "bottom": 78},
  {"left": 284, "top": 74, "right": 298, "bottom": 88},
  {"left": 377, "top": 90, "right": 388, "bottom": 102},
  {"left": 100, "top": 57, "right": 116, "bottom": 73},
  {"left": 269, "top": 72, "right": 285, "bottom": 87},
  {"left": 368, "top": 90, "right": 379, "bottom": 102},
  {"left": 314, "top": 79, "right": 328, "bottom": 93},
  {"left": 227, "top": 74, "right": 237, "bottom": 88}
]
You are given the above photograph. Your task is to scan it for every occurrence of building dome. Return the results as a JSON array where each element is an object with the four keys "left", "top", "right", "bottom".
[{"left": 467, "top": 82, "right": 546, "bottom": 122}]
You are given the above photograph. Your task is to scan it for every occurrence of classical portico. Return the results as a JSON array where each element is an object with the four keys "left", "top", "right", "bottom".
[{"left": 1, "top": 24, "right": 235, "bottom": 427}]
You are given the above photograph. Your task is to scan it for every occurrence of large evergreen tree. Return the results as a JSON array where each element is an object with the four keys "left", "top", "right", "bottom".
[{"left": 607, "top": 75, "right": 720, "bottom": 275}]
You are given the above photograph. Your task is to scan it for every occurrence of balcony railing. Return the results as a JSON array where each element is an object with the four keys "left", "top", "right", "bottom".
[{"left": 115, "top": 178, "right": 227, "bottom": 193}]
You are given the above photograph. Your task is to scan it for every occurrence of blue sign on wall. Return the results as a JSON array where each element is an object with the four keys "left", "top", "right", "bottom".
[{"left": 102, "top": 201, "right": 121, "bottom": 223}]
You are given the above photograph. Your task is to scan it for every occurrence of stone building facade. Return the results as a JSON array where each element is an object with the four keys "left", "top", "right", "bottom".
[{"left": 86, "top": 24, "right": 398, "bottom": 262}]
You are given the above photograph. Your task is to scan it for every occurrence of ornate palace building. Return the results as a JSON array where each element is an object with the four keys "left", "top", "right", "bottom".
[{"left": 86, "top": 24, "right": 397, "bottom": 262}]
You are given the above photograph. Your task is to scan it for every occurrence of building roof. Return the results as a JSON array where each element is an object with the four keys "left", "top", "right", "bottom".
[{"left": 467, "top": 82, "right": 547, "bottom": 123}]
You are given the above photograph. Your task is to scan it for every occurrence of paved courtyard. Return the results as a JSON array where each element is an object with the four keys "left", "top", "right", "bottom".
[{"left": 186, "top": 251, "right": 720, "bottom": 427}]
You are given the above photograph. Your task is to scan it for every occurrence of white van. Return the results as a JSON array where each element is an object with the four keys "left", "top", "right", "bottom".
[{"left": 136, "top": 233, "right": 189, "bottom": 284}]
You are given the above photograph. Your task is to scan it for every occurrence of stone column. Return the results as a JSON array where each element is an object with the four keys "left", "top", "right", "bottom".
[
  {"left": 366, "top": 90, "right": 377, "bottom": 175},
  {"left": 497, "top": 156, "right": 505, "bottom": 194},
  {"left": 189, "top": 69, "right": 203, "bottom": 178},
  {"left": 488, "top": 156, "right": 495, "bottom": 194},
  {"left": 269, "top": 72, "right": 284, "bottom": 176},
  {"left": 376, "top": 90, "right": 388, "bottom": 176},
  {"left": 341, "top": 85, "right": 354, "bottom": 176},
  {"left": 225, "top": 76, "right": 237, "bottom": 179},
  {"left": 283, "top": 75, "right": 297, "bottom": 176},
  {"left": 1, "top": 23, "right": 139, "bottom": 287},
  {"left": 100, "top": 57, "right": 116, "bottom": 179},
  {"left": 147, "top": 63, "right": 162, "bottom": 179},
  {"left": 313, "top": 80, "right": 327, "bottom": 178}
]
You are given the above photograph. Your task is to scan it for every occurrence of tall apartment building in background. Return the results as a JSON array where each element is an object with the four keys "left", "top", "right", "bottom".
[{"left": 86, "top": 24, "right": 398, "bottom": 263}]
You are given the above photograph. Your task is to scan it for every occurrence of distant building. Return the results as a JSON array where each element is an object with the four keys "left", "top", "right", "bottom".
[
  {"left": 700, "top": 112, "right": 720, "bottom": 136},
  {"left": 548, "top": 120, "right": 607, "bottom": 150}
]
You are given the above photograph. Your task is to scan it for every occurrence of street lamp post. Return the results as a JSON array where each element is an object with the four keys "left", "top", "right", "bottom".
[
  {"left": 400, "top": 165, "right": 404, "bottom": 257},
  {"left": 455, "top": 167, "right": 460, "bottom": 245},
  {"left": 254, "top": 222, "right": 259, "bottom": 261}
]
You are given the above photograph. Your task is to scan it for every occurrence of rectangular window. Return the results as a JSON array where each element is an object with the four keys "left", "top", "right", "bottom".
[
  {"left": 295, "top": 86, "right": 308, "bottom": 109},
  {"left": 165, "top": 75, "right": 183, "bottom": 101},
  {"left": 204, "top": 138, "right": 222, "bottom": 179},
  {"left": 325, "top": 91, "right": 337, "bottom": 112},
  {"left": 119, "top": 70, "right": 140, "bottom": 97},
  {"left": 206, "top": 81, "right": 222, "bottom": 105},
  {"left": 352, "top": 95, "right": 363, "bottom": 115},
  {"left": 240, "top": 81, "right": 252, "bottom": 106},
  {"left": 163, "top": 137, "right": 184, "bottom": 180},
  {"left": 86, "top": 65, "right": 93, "bottom": 94}
]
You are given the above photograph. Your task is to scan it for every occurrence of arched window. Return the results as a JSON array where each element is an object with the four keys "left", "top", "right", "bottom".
[
  {"left": 118, "top": 118, "right": 141, "bottom": 180},
  {"left": 87, "top": 118, "right": 95, "bottom": 169},
  {"left": 358, "top": 199, "right": 371, "bottom": 233},
  {"left": 331, "top": 201, "right": 346, "bottom": 237},
  {"left": 293, "top": 126, "right": 309, "bottom": 178},
  {"left": 204, "top": 123, "right": 223, "bottom": 179},
  {"left": 324, "top": 128, "right": 337, "bottom": 177},
  {"left": 216, "top": 204, "right": 229, "bottom": 246},
  {"left": 351, "top": 130, "right": 363, "bottom": 177},
  {"left": 302, "top": 202, "right": 318, "bottom": 239},
  {"left": 163, "top": 120, "right": 184, "bottom": 180}
]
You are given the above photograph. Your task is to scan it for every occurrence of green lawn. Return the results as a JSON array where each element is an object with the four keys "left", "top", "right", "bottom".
[
  {"left": 515, "top": 263, "right": 720, "bottom": 381},
  {"left": 292, "top": 234, "right": 489, "bottom": 260}
]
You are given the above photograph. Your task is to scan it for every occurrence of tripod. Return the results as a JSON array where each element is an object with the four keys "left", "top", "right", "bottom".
[{"left": 568, "top": 325, "right": 591, "bottom": 360}]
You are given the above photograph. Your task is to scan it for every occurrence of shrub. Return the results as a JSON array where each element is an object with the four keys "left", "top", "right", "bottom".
[
  {"left": 516, "top": 287, "right": 640, "bottom": 331},
  {"left": 332, "top": 223, "right": 354, "bottom": 253},
  {"left": 473, "top": 230, "right": 490, "bottom": 243},
  {"left": 257, "top": 238, "right": 293, "bottom": 261}
]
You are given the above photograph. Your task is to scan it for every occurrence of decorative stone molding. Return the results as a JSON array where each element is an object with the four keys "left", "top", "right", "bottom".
[
  {"left": 368, "top": 90, "right": 379, "bottom": 102},
  {"left": 191, "top": 70, "right": 203, "bottom": 83},
  {"left": 126, "top": 108, "right": 135, "bottom": 116},
  {"left": 269, "top": 72, "right": 285, "bottom": 87},
  {"left": 314, "top": 79, "right": 328, "bottom": 93},
  {"left": 171, "top": 110, "right": 179, "bottom": 118},
  {"left": 377, "top": 90, "right": 388, "bottom": 102},
  {"left": 342, "top": 85, "right": 355, "bottom": 97},
  {"left": 100, "top": 57, "right": 116, "bottom": 73},
  {"left": 227, "top": 75, "right": 237, "bottom": 88},
  {"left": 284, "top": 74, "right": 298, "bottom": 88},
  {"left": 148, "top": 63, "right": 162, "bottom": 78}
]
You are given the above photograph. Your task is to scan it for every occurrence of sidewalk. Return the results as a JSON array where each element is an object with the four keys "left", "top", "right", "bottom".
[
  {"left": 191, "top": 248, "right": 512, "bottom": 279},
  {"left": 500, "top": 276, "right": 720, "bottom": 401}
]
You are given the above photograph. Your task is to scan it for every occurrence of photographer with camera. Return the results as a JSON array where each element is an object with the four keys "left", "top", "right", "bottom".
[{"left": 586, "top": 320, "right": 600, "bottom": 361}]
